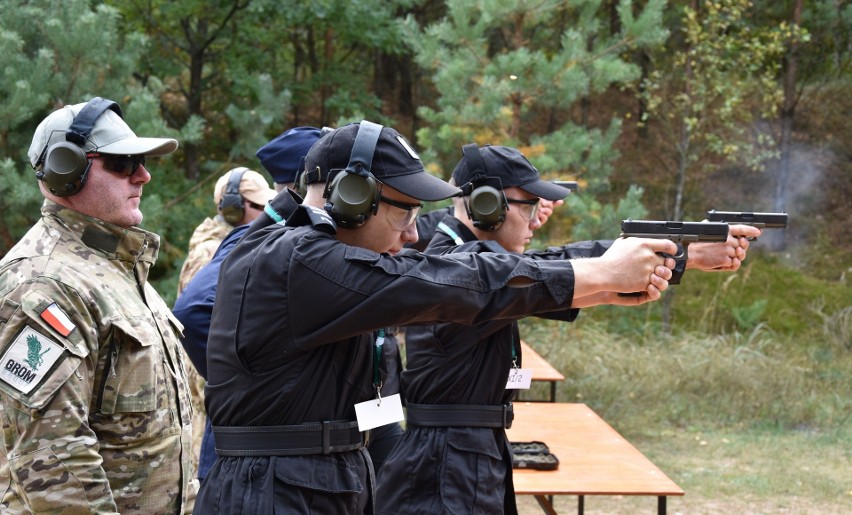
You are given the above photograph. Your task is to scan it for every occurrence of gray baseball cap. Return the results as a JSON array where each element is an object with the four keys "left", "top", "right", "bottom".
[{"left": 29, "top": 99, "right": 178, "bottom": 167}]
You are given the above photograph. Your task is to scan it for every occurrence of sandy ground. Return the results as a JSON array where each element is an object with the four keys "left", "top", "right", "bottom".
[{"left": 516, "top": 492, "right": 851, "bottom": 514}]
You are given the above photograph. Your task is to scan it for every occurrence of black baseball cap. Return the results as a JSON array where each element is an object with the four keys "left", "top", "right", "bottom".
[
  {"left": 452, "top": 145, "right": 571, "bottom": 201},
  {"left": 304, "top": 121, "right": 461, "bottom": 202}
]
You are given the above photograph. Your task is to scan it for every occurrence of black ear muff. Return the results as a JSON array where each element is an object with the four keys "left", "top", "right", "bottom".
[
  {"left": 324, "top": 121, "right": 383, "bottom": 228},
  {"left": 219, "top": 167, "right": 248, "bottom": 225},
  {"left": 295, "top": 170, "right": 308, "bottom": 197},
  {"left": 35, "top": 97, "right": 123, "bottom": 197},
  {"left": 294, "top": 155, "right": 310, "bottom": 197},
  {"left": 461, "top": 143, "right": 507, "bottom": 232}
]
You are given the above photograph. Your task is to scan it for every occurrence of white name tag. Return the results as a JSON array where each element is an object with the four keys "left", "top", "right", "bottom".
[
  {"left": 354, "top": 393, "right": 405, "bottom": 431},
  {"left": 505, "top": 368, "right": 532, "bottom": 390}
]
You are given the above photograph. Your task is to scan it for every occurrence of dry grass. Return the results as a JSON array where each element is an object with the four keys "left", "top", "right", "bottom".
[
  {"left": 514, "top": 305, "right": 852, "bottom": 514},
  {"left": 516, "top": 423, "right": 852, "bottom": 514},
  {"left": 518, "top": 315, "right": 851, "bottom": 431}
]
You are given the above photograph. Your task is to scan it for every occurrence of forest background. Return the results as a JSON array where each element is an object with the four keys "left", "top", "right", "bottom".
[{"left": 1, "top": 0, "right": 849, "bottom": 512}]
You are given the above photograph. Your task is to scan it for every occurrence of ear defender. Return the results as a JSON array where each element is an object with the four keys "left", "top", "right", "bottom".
[
  {"left": 295, "top": 157, "right": 309, "bottom": 198},
  {"left": 35, "top": 97, "right": 123, "bottom": 197},
  {"left": 324, "top": 121, "right": 384, "bottom": 228},
  {"left": 219, "top": 167, "right": 248, "bottom": 225},
  {"left": 461, "top": 144, "right": 507, "bottom": 232}
]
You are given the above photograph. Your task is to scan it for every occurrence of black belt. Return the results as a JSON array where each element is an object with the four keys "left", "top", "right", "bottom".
[
  {"left": 213, "top": 420, "right": 364, "bottom": 457},
  {"left": 406, "top": 403, "right": 513, "bottom": 429}
]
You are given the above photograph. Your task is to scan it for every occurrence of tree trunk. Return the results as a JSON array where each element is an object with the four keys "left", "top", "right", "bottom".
[
  {"left": 181, "top": 17, "right": 208, "bottom": 181},
  {"left": 663, "top": 0, "right": 700, "bottom": 332},
  {"left": 321, "top": 28, "right": 335, "bottom": 124},
  {"left": 637, "top": 49, "right": 650, "bottom": 140},
  {"left": 772, "top": 0, "right": 802, "bottom": 251}
]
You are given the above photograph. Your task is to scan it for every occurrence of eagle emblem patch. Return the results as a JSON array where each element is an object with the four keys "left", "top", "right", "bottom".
[{"left": 0, "top": 326, "right": 63, "bottom": 394}]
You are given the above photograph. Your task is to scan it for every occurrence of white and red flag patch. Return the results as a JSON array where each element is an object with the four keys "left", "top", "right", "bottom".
[{"left": 40, "top": 303, "right": 76, "bottom": 337}]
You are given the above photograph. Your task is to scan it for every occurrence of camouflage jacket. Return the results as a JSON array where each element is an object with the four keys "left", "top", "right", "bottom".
[
  {"left": 176, "top": 216, "right": 232, "bottom": 295},
  {"left": 0, "top": 201, "right": 196, "bottom": 514}
]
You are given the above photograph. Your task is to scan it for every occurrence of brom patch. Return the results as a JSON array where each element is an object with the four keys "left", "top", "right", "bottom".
[{"left": 0, "top": 326, "right": 63, "bottom": 394}]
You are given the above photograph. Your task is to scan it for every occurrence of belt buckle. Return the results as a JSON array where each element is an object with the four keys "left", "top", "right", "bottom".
[
  {"left": 503, "top": 404, "right": 514, "bottom": 429},
  {"left": 322, "top": 421, "right": 331, "bottom": 454}
]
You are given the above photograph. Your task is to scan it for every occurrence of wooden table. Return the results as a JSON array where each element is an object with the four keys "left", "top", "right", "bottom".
[
  {"left": 520, "top": 340, "right": 565, "bottom": 402},
  {"left": 508, "top": 402, "right": 684, "bottom": 515}
]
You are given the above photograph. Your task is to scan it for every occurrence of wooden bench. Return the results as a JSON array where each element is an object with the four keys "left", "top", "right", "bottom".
[
  {"left": 520, "top": 340, "right": 565, "bottom": 402},
  {"left": 508, "top": 402, "right": 684, "bottom": 514}
]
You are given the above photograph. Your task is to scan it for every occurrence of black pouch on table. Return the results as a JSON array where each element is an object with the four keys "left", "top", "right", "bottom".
[{"left": 510, "top": 440, "right": 559, "bottom": 471}]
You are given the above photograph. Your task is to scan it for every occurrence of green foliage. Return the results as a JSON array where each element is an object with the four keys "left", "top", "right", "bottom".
[
  {"left": 224, "top": 73, "right": 292, "bottom": 161},
  {"left": 0, "top": 158, "right": 42, "bottom": 251},
  {"left": 0, "top": 0, "right": 847, "bottom": 316},
  {"left": 411, "top": 0, "right": 668, "bottom": 175},
  {"left": 730, "top": 299, "right": 768, "bottom": 331},
  {"left": 140, "top": 162, "right": 222, "bottom": 304},
  {"left": 673, "top": 253, "right": 850, "bottom": 336},
  {"left": 545, "top": 252, "right": 850, "bottom": 341},
  {"left": 562, "top": 183, "right": 648, "bottom": 241},
  {"left": 407, "top": 0, "right": 668, "bottom": 239},
  {"left": 798, "top": 0, "right": 851, "bottom": 80},
  {"left": 520, "top": 304, "right": 851, "bottom": 431},
  {"left": 641, "top": 0, "right": 796, "bottom": 218},
  {"left": 0, "top": 0, "right": 177, "bottom": 254}
]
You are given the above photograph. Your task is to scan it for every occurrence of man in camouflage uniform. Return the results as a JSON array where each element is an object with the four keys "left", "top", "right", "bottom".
[{"left": 0, "top": 97, "right": 197, "bottom": 513}]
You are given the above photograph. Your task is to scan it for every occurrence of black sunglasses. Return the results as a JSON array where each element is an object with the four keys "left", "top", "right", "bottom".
[{"left": 86, "top": 152, "right": 147, "bottom": 176}]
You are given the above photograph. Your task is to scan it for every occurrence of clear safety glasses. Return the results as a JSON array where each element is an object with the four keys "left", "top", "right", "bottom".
[
  {"left": 505, "top": 197, "right": 541, "bottom": 221},
  {"left": 380, "top": 195, "right": 422, "bottom": 230}
]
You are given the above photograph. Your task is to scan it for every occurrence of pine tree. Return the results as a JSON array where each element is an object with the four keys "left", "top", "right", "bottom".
[{"left": 408, "top": 0, "right": 668, "bottom": 239}]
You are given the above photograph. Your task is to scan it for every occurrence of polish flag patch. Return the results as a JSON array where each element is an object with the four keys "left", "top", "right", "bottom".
[{"left": 40, "top": 303, "right": 76, "bottom": 337}]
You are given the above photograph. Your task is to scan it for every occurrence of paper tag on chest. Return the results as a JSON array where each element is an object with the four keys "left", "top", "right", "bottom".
[
  {"left": 354, "top": 393, "right": 404, "bottom": 431},
  {"left": 505, "top": 368, "right": 532, "bottom": 389}
]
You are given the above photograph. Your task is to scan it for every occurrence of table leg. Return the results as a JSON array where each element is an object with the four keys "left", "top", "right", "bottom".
[
  {"left": 578, "top": 494, "right": 584, "bottom": 515},
  {"left": 658, "top": 495, "right": 667, "bottom": 515},
  {"left": 533, "top": 494, "right": 558, "bottom": 515},
  {"left": 550, "top": 381, "right": 557, "bottom": 402}
]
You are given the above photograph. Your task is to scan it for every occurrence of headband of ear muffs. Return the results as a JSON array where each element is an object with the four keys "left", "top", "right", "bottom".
[{"left": 324, "top": 121, "right": 384, "bottom": 228}]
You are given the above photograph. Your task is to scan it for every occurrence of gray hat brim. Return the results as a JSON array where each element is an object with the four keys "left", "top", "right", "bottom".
[{"left": 98, "top": 137, "right": 178, "bottom": 156}]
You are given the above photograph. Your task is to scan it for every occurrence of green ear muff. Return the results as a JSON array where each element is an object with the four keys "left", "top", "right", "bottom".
[
  {"left": 469, "top": 184, "right": 506, "bottom": 231},
  {"left": 38, "top": 141, "right": 91, "bottom": 197},
  {"left": 325, "top": 171, "right": 381, "bottom": 228},
  {"left": 323, "top": 121, "right": 384, "bottom": 228},
  {"left": 461, "top": 143, "right": 507, "bottom": 231},
  {"left": 35, "top": 97, "right": 123, "bottom": 197},
  {"left": 219, "top": 168, "right": 248, "bottom": 225}
]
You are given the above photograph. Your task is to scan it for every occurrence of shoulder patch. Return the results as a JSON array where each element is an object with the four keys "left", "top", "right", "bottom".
[
  {"left": 0, "top": 326, "right": 64, "bottom": 394},
  {"left": 40, "top": 302, "right": 76, "bottom": 337}
]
